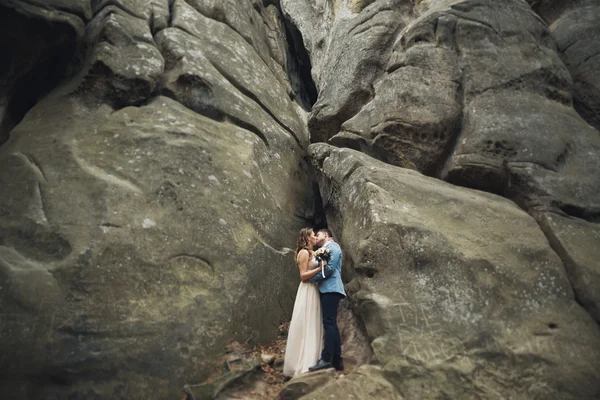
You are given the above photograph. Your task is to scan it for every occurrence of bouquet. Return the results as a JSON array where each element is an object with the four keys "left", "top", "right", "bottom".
[
  {"left": 314, "top": 246, "right": 331, "bottom": 263},
  {"left": 311, "top": 246, "right": 333, "bottom": 283}
]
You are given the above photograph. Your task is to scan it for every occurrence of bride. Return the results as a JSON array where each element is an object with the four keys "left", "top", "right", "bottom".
[{"left": 283, "top": 228, "right": 324, "bottom": 377}]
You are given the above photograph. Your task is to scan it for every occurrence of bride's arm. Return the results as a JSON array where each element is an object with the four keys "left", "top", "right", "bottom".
[
  {"left": 297, "top": 250, "right": 321, "bottom": 280},
  {"left": 308, "top": 258, "right": 326, "bottom": 270}
]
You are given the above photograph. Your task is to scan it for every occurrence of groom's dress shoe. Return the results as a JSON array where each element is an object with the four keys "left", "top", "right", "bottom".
[
  {"left": 308, "top": 359, "right": 333, "bottom": 372},
  {"left": 332, "top": 357, "right": 344, "bottom": 371}
]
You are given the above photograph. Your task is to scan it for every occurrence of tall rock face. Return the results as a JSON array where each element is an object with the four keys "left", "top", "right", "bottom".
[
  {"left": 1, "top": 1, "right": 600, "bottom": 400},
  {"left": 283, "top": 0, "right": 600, "bottom": 324},
  {"left": 0, "top": 1, "right": 316, "bottom": 399},
  {"left": 310, "top": 143, "right": 600, "bottom": 399}
]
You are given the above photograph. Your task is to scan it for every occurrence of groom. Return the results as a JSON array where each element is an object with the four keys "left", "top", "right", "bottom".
[{"left": 309, "top": 229, "right": 346, "bottom": 372}]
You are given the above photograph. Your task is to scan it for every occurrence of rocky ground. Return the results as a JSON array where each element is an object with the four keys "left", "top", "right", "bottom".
[{"left": 181, "top": 320, "right": 348, "bottom": 400}]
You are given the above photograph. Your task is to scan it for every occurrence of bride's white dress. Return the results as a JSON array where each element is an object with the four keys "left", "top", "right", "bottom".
[{"left": 283, "top": 258, "right": 323, "bottom": 377}]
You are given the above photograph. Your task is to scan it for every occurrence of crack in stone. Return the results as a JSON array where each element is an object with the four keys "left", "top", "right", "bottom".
[
  {"left": 37, "top": 181, "right": 50, "bottom": 223},
  {"left": 535, "top": 212, "right": 600, "bottom": 323},
  {"left": 207, "top": 59, "right": 302, "bottom": 148},
  {"left": 14, "top": 151, "right": 48, "bottom": 183}
]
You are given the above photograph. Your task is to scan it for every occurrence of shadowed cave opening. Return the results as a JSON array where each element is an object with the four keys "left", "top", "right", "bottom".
[
  {"left": 273, "top": 1, "right": 318, "bottom": 111},
  {"left": 0, "top": 5, "right": 79, "bottom": 145}
]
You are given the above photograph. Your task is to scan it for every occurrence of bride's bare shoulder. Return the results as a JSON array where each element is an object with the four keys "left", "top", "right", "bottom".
[{"left": 297, "top": 248, "right": 310, "bottom": 257}]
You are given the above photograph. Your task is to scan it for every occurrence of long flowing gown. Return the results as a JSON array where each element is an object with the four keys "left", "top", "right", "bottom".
[{"left": 283, "top": 258, "right": 323, "bottom": 377}]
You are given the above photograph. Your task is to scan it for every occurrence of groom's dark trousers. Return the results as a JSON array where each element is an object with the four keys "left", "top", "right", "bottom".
[{"left": 320, "top": 292, "right": 344, "bottom": 363}]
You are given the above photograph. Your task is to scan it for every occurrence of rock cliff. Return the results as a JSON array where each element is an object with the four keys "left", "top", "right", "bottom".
[{"left": 1, "top": 0, "right": 599, "bottom": 399}]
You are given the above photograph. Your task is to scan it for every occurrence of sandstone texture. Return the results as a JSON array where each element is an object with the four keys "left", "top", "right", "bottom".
[
  {"left": 0, "top": 1, "right": 314, "bottom": 399},
  {"left": 302, "top": 365, "right": 402, "bottom": 400},
  {"left": 283, "top": 0, "right": 600, "bottom": 324},
  {"left": 529, "top": 0, "right": 600, "bottom": 131},
  {"left": 1, "top": 0, "right": 600, "bottom": 399},
  {"left": 309, "top": 143, "right": 600, "bottom": 399}
]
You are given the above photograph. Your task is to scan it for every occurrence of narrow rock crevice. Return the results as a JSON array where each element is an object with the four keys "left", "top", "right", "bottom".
[
  {"left": 556, "top": 204, "right": 600, "bottom": 224},
  {"left": 535, "top": 214, "right": 600, "bottom": 323},
  {"left": 305, "top": 169, "right": 375, "bottom": 371},
  {"left": 278, "top": 9, "right": 318, "bottom": 111},
  {"left": 182, "top": 0, "right": 317, "bottom": 113},
  {"left": 429, "top": 69, "right": 465, "bottom": 179},
  {"left": 499, "top": 172, "right": 599, "bottom": 322},
  {"left": 0, "top": 5, "right": 79, "bottom": 145},
  {"left": 168, "top": 0, "right": 175, "bottom": 28}
]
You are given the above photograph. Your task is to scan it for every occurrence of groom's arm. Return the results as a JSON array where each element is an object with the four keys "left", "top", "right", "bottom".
[{"left": 327, "top": 242, "right": 342, "bottom": 272}]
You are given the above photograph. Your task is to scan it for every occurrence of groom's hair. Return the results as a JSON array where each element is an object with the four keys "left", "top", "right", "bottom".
[{"left": 318, "top": 228, "right": 333, "bottom": 238}]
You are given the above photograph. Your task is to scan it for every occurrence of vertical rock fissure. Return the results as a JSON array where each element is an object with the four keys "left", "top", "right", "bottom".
[
  {"left": 535, "top": 214, "right": 600, "bottom": 324},
  {"left": 502, "top": 184, "right": 600, "bottom": 323},
  {"left": 434, "top": 77, "right": 465, "bottom": 179},
  {"left": 308, "top": 169, "right": 376, "bottom": 373},
  {"left": 277, "top": 6, "right": 318, "bottom": 111}
]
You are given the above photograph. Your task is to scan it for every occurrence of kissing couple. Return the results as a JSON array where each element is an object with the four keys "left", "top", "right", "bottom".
[{"left": 283, "top": 228, "right": 346, "bottom": 377}]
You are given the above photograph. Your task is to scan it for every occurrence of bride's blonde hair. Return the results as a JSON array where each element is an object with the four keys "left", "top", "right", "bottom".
[{"left": 294, "top": 227, "right": 313, "bottom": 261}]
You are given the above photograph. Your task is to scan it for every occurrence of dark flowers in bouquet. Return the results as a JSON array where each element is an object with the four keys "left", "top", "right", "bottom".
[
  {"left": 314, "top": 246, "right": 330, "bottom": 263},
  {"left": 311, "top": 246, "right": 333, "bottom": 283}
]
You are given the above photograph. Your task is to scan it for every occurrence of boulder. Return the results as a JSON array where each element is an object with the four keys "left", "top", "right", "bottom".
[
  {"left": 0, "top": 0, "right": 315, "bottom": 398},
  {"left": 81, "top": 4, "right": 165, "bottom": 106},
  {"left": 309, "top": 143, "right": 600, "bottom": 399},
  {"left": 281, "top": 0, "right": 412, "bottom": 142},
  {"left": 538, "top": 213, "right": 600, "bottom": 321},
  {"left": 282, "top": 0, "right": 600, "bottom": 324},
  {"left": 183, "top": 0, "right": 293, "bottom": 96},
  {"left": 301, "top": 365, "right": 402, "bottom": 400},
  {"left": 338, "top": 298, "right": 373, "bottom": 372},
  {"left": 280, "top": 369, "right": 336, "bottom": 400},
  {"left": 2, "top": 1, "right": 600, "bottom": 399},
  {"left": 337, "top": 43, "right": 462, "bottom": 175}
]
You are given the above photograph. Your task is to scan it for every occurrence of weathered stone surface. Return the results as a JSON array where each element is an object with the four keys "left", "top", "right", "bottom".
[
  {"left": 528, "top": 0, "right": 600, "bottom": 131},
  {"left": 82, "top": 5, "right": 164, "bottom": 106},
  {"left": 284, "top": 0, "right": 600, "bottom": 324},
  {"left": 301, "top": 365, "right": 402, "bottom": 400},
  {"left": 438, "top": 0, "right": 598, "bottom": 201},
  {"left": 435, "top": 0, "right": 600, "bottom": 323},
  {"left": 2, "top": 0, "right": 600, "bottom": 399},
  {"left": 281, "top": 0, "right": 412, "bottom": 142},
  {"left": 184, "top": 0, "right": 294, "bottom": 96},
  {"left": 93, "top": 0, "right": 170, "bottom": 31},
  {"left": 283, "top": 0, "right": 600, "bottom": 205},
  {"left": 338, "top": 298, "right": 373, "bottom": 372},
  {"left": 184, "top": 349, "right": 262, "bottom": 400},
  {"left": 280, "top": 368, "right": 336, "bottom": 400},
  {"left": 309, "top": 143, "right": 600, "bottom": 399},
  {"left": 0, "top": 1, "right": 315, "bottom": 399},
  {"left": 0, "top": 93, "right": 312, "bottom": 399},
  {"left": 538, "top": 213, "right": 600, "bottom": 322},
  {"left": 449, "top": 90, "right": 600, "bottom": 201},
  {"left": 336, "top": 43, "right": 462, "bottom": 174},
  {"left": 163, "top": 0, "right": 308, "bottom": 146}
]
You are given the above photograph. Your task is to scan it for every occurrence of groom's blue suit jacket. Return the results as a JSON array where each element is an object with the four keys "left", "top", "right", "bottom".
[{"left": 319, "top": 241, "right": 346, "bottom": 297}]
